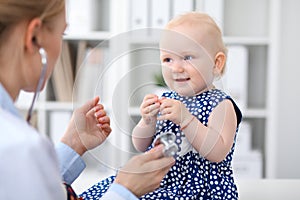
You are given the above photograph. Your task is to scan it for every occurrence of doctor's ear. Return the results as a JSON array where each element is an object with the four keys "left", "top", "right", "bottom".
[
  {"left": 32, "top": 36, "right": 38, "bottom": 45},
  {"left": 213, "top": 52, "right": 226, "bottom": 76},
  {"left": 25, "top": 18, "right": 43, "bottom": 53}
]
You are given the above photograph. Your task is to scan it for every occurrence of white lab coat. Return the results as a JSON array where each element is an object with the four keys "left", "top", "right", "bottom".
[
  {"left": 0, "top": 107, "right": 67, "bottom": 199},
  {"left": 0, "top": 83, "right": 137, "bottom": 200}
]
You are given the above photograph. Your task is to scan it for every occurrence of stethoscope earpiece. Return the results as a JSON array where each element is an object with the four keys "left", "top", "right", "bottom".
[{"left": 39, "top": 48, "right": 47, "bottom": 65}]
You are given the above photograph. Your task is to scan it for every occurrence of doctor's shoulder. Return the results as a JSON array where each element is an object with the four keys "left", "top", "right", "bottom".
[{"left": 0, "top": 108, "right": 57, "bottom": 165}]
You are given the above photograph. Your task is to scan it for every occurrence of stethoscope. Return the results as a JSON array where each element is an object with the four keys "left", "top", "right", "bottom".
[
  {"left": 26, "top": 48, "right": 48, "bottom": 123},
  {"left": 153, "top": 132, "right": 178, "bottom": 157}
]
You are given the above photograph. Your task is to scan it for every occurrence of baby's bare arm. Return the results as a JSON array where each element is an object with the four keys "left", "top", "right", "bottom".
[
  {"left": 132, "top": 94, "right": 160, "bottom": 152},
  {"left": 180, "top": 100, "right": 237, "bottom": 162}
]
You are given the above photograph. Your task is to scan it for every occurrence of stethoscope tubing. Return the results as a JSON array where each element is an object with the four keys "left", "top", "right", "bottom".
[{"left": 26, "top": 48, "right": 48, "bottom": 123}]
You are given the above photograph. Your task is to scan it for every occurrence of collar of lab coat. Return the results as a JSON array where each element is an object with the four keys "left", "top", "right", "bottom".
[{"left": 0, "top": 83, "right": 22, "bottom": 119}]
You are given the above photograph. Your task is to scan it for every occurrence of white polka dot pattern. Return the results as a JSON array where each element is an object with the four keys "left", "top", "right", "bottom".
[{"left": 80, "top": 89, "right": 242, "bottom": 200}]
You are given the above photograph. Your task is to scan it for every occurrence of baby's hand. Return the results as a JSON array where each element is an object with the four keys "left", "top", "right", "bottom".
[
  {"left": 158, "top": 98, "right": 192, "bottom": 127},
  {"left": 140, "top": 94, "right": 160, "bottom": 124}
]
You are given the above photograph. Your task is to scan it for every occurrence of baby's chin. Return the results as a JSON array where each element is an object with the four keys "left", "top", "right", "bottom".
[{"left": 174, "top": 88, "right": 198, "bottom": 97}]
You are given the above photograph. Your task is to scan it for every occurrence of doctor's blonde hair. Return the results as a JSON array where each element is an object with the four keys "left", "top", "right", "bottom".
[{"left": 0, "top": 0, "right": 65, "bottom": 37}]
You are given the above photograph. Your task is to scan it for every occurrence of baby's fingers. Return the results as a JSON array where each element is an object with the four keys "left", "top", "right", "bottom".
[
  {"left": 142, "top": 103, "right": 160, "bottom": 115},
  {"left": 143, "top": 94, "right": 159, "bottom": 101}
]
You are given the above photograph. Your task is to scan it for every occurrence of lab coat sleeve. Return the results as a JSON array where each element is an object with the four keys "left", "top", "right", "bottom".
[
  {"left": 101, "top": 183, "right": 138, "bottom": 200},
  {"left": 55, "top": 142, "right": 86, "bottom": 185}
]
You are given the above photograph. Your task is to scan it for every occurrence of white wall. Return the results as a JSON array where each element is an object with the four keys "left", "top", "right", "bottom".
[{"left": 276, "top": 0, "right": 300, "bottom": 178}]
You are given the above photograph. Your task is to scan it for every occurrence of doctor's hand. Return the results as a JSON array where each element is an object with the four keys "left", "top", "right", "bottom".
[
  {"left": 114, "top": 144, "right": 175, "bottom": 197},
  {"left": 61, "top": 96, "right": 111, "bottom": 156}
]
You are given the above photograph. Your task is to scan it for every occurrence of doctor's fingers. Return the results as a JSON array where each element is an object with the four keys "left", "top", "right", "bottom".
[
  {"left": 78, "top": 96, "right": 100, "bottom": 114},
  {"left": 93, "top": 103, "right": 104, "bottom": 112},
  {"left": 94, "top": 108, "right": 108, "bottom": 119},
  {"left": 97, "top": 115, "right": 110, "bottom": 125},
  {"left": 97, "top": 123, "right": 112, "bottom": 137},
  {"left": 142, "top": 156, "right": 175, "bottom": 174}
]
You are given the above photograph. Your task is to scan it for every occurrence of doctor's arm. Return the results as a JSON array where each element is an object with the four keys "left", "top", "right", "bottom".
[{"left": 56, "top": 97, "right": 111, "bottom": 184}]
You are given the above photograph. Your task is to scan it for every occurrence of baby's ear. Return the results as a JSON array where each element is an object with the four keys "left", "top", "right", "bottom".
[{"left": 214, "top": 52, "right": 226, "bottom": 76}]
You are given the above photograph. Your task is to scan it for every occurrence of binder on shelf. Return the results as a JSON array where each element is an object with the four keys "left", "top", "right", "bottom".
[
  {"left": 221, "top": 45, "right": 249, "bottom": 110},
  {"left": 51, "top": 53, "right": 65, "bottom": 101},
  {"left": 130, "top": 0, "right": 149, "bottom": 29},
  {"left": 75, "top": 40, "right": 88, "bottom": 75},
  {"left": 75, "top": 46, "right": 105, "bottom": 104},
  {"left": 172, "top": 0, "right": 194, "bottom": 18},
  {"left": 235, "top": 121, "right": 252, "bottom": 154},
  {"left": 200, "top": 0, "right": 224, "bottom": 31},
  {"left": 61, "top": 41, "right": 74, "bottom": 97},
  {"left": 52, "top": 41, "right": 74, "bottom": 102},
  {"left": 65, "top": 0, "right": 97, "bottom": 33},
  {"left": 150, "top": 0, "right": 171, "bottom": 28},
  {"left": 232, "top": 150, "right": 263, "bottom": 179},
  {"left": 232, "top": 122, "right": 262, "bottom": 180}
]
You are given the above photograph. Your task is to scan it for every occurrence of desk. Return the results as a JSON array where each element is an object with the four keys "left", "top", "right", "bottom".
[{"left": 237, "top": 179, "right": 300, "bottom": 200}]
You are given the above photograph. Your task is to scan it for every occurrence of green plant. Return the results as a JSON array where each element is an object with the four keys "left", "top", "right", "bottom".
[{"left": 154, "top": 72, "right": 167, "bottom": 87}]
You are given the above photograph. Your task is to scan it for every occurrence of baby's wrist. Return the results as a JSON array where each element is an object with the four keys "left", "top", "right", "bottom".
[
  {"left": 180, "top": 116, "right": 195, "bottom": 130},
  {"left": 143, "top": 116, "right": 157, "bottom": 125}
]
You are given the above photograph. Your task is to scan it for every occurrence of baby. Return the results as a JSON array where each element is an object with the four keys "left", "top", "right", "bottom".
[{"left": 132, "top": 12, "right": 242, "bottom": 199}]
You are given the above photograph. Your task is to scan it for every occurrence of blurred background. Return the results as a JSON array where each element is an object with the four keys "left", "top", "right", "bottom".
[{"left": 15, "top": 0, "right": 300, "bottom": 194}]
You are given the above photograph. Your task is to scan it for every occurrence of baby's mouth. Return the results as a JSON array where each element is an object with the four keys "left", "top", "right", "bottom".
[{"left": 175, "top": 78, "right": 190, "bottom": 82}]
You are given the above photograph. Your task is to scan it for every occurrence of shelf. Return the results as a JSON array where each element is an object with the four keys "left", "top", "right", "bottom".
[
  {"left": 128, "top": 106, "right": 268, "bottom": 118},
  {"left": 242, "top": 109, "right": 268, "bottom": 118},
  {"left": 126, "top": 34, "right": 270, "bottom": 46},
  {"left": 35, "top": 101, "right": 76, "bottom": 111},
  {"left": 63, "top": 31, "right": 111, "bottom": 41},
  {"left": 30, "top": 0, "right": 280, "bottom": 179},
  {"left": 28, "top": 101, "right": 112, "bottom": 113},
  {"left": 223, "top": 36, "right": 269, "bottom": 45}
]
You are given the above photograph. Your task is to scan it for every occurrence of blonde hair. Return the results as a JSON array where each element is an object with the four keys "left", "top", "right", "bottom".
[
  {"left": 166, "top": 12, "right": 227, "bottom": 75},
  {"left": 0, "top": 0, "right": 65, "bottom": 36}
]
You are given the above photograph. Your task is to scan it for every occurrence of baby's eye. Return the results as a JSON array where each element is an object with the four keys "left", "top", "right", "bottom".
[
  {"left": 163, "top": 57, "right": 172, "bottom": 63},
  {"left": 183, "top": 55, "right": 193, "bottom": 61}
]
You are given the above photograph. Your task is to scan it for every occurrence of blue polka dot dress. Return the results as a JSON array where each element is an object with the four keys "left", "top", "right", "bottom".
[{"left": 80, "top": 89, "right": 242, "bottom": 200}]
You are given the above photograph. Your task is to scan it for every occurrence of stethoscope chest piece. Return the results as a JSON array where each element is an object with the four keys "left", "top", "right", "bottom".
[{"left": 153, "top": 132, "right": 178, "bottom": 157}]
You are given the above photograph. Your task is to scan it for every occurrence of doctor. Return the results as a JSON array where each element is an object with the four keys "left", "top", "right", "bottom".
[{"left": 0, "top": 0, "right": 174, "bottom": 199}]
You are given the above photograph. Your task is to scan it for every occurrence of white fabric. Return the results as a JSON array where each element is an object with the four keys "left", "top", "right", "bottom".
[
  {"left": 0, "top": 83, "right": 136, "bottom": 199},
  {"left": 0, "top": 108, "right": 66, "bottom": 199}
]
